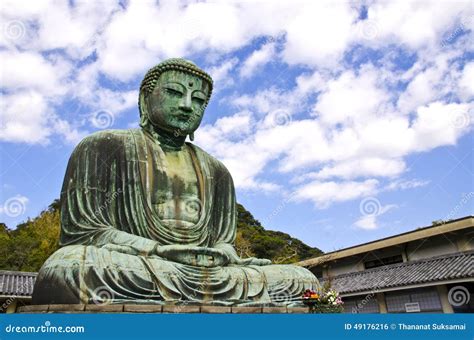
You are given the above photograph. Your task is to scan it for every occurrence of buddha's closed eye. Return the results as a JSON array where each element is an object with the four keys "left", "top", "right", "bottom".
[
  {"left": 164, "top": 88, "right": 183, "bottom": 97},
  {"left": 192, "top": 97, "right": 205, "bottom": 106}
]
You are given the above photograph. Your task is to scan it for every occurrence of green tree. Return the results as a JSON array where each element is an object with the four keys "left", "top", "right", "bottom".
[
  {"left": 1, "top": 204, "right": 60, "bottom": 271},
  {"left": 0, "top": 223, "right": 11, "bottom": 269},
  {"left": 235, "top": 203, "right": 323, "bottom": 263}
]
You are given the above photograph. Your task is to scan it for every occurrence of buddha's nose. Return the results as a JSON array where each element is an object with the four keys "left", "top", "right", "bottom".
[{"left": 179, "top": 95, "right": 193, "bottom": 113}]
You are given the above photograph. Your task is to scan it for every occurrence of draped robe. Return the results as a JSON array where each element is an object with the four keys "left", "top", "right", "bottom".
[{"left": 32, "top": 129, "right": 318, "bottom": 306}]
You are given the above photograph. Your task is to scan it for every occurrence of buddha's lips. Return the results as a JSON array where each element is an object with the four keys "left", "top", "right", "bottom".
[{"left": 174, "top": 114, "right": 196, "bottom": 123}]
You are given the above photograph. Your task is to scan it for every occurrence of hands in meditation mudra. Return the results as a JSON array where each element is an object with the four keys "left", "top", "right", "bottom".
[{"left": 32, "top": 58, "right": 318, "bottom": 306}]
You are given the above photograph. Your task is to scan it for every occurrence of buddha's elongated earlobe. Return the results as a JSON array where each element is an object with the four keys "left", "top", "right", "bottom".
[{"left": 189, "top": 132, "right": 194, "bottom": 141}]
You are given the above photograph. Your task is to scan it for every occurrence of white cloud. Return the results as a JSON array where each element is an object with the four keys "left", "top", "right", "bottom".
[
  {"left": 206, "top": 57, "right": 239, "bottom": 90},
  {"left": 0, "top": 50, "right": 70, "bottom": 96},
  {"left": 197, "top": 58, "right": 472, "bottom": 207},
  {"left": 0, "top": 91, "right": 52, "bottom": 144},
  {"left": 301, "top": 158, "right": 406, "bottom": 181},
  {"left": 384, "top": 179, "right": 430, "bottom": 191},
  {"left": 295, "top": 71, "right": 328, "bottom": 95},
  {"left": 282, "top": 1, "right": 357, "bottom": 67},
  {"left": 197, "top": 110, "right": 253, "bottom": 146},
  {"left": 240, "top": 43, "right": 275, "bottom": 78},
  {"left": 362, "top": 0, "right": 471, "bottom": 49},
  {"left": 411, "top": 101, "right": 473, "bottom": 151},
  {"left": 458, "top": 62, "right": 474, "bottom": 101},
  {"left": 354, "top": 214, "right": 377, "bottom": 230},
  {"left": 80, "top": 0, "right": 358, "bottom": 82},
  {"left": 33, "top": 0, "right": 118, "bottom": 59},
  {"left": 95, "top": 89, "right": 137, "bottom": 116},
  {"left": 396, "top": 49, "right": 462, "bottom": 114},
  {"left": 356, "top": 116, "right": 414, "bottom": 159},
  {"left": 52, "top": 119, "right": 85, "bottom": 145},
  {"left": 0, "top": 91, "right": 84, "bottom": 144},
  {"left": 0, "top": 50, "right": 87, "bottom": 144},
  {"left": 230, "top": 87, "right": 301, "bottom": 117},
  {"left": 96, "top": 1, "right": 261, "bottom": 82},
  {"left": 353, "top": 203, "right": 397, "bottom": 230},
  {"left": 197, "top": 58, "right": 472, "bottom": 201},
  {"left": 71, "top": 61, "right": 137, "bottom": 117},
  {"left": 1, "top": 0, "right": 473, "bottom": 211},
  {"left": 0, "top": 0, "right": 120, "bottom": 58},
  {"left": 293, "top": 179, "right": 379, "bottom": 209},
  {"left": 196, "top": 111, "right": 277, "bottom": 190},
  {"left": 98, "top": 1, "right": 158, "bottom": 82},
  {"left": 313, "top": 65, "right": 391, "bottom": 126}
]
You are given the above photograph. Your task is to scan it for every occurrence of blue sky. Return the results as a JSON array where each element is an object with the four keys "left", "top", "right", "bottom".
[{"left": 0, "top": 0, "right": 473, "bottom": 252}]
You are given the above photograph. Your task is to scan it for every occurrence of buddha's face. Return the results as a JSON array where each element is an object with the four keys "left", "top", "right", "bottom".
[{"left": 145, "top": 70, "right": 210, "bottom": 135}]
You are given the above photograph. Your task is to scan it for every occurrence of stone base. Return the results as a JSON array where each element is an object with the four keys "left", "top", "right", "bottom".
[{"left": 16, "top": 304, "right": 310, "bottom": 314}]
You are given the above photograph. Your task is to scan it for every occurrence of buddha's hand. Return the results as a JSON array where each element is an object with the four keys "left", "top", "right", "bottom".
[
  {"left": 101, "top": 244, "right": 144, "bottom": 255},
  {"left": 232, "top": 257, "right": 272, "bottom": 266},
  {"left": 214, "top": 243, "right": 272, "bottom": 266},
  {"left": 153, "top": 245, "right": 230, "bottom": 267}
]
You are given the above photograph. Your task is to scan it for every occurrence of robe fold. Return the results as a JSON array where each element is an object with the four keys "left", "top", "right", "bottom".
[{"left": 32, "top": 129, "right": 318, "bottom": 306}]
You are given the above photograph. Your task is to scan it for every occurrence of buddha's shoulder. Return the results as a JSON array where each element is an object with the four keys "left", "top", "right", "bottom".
[
  {"left": 73, "top": 129, "right": 139, "bottom": 154},
  {"left": 76, "top": 129, "right": 137, "bottom": 147}
]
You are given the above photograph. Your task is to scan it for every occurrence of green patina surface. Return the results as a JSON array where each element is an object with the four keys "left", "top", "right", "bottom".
[{"left": 32, "top": 58, "right": 319, "bottom": 306}]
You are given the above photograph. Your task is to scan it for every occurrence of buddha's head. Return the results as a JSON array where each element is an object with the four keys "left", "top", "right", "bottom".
[{"left": 139, "top": 58, "right": 213, "bottom": 140}]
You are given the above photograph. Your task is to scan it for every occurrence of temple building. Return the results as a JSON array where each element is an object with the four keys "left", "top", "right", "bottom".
[{"left": 298, "top": 216, "right": 473, "bottom": 313}]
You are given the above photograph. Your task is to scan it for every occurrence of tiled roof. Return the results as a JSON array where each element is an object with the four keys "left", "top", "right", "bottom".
[
  {"left": 0, "top": 270, "right": 37, "bottom": 298},
  {"left": 323, "top": 251, "right": 474, "bottom": 295}
]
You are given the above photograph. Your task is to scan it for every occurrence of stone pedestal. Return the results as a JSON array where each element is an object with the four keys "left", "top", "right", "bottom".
[{"left": 16, "top": 304, "right": 310, "bottom": 314}]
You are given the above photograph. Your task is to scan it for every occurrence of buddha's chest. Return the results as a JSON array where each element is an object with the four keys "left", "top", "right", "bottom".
[{"left": 150, "top": 148, "right": 201, "bottom": 226}]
